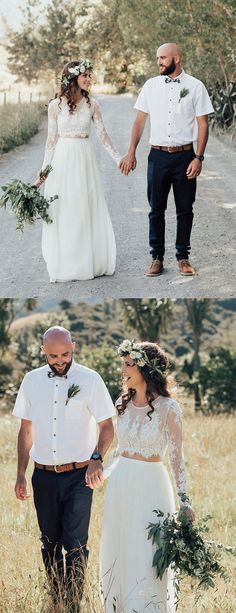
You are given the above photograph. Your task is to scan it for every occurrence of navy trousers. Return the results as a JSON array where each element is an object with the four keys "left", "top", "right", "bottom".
[
  {"left": 32, "top": 466, "right": 93, "bottom": 605},
  {"left": 147, "top": 148, "right": 197, "bottom": 261}
]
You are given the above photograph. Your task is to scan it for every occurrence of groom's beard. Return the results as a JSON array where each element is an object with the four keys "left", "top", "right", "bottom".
[
  {"left": 161, "top": 59, "right": 176, "bottom": 76},
  {"left": 47, "top": 358, "right": 73, "bottom": 377}
]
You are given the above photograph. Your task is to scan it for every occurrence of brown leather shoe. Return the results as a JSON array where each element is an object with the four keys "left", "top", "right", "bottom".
[
  {"left": 145, "top": 259, "right": 163, "bottom": 276},
  {"left": 178, "top": 259, "right": 196, "bottom": 275}
]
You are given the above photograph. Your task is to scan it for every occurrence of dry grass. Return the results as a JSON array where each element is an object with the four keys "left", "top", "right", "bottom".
[
  {"left": 0, "top": 102, "right": 46, "bottom": 154},
  {"left": 0, "top": 403, "right": 236, "bottom": 613}
]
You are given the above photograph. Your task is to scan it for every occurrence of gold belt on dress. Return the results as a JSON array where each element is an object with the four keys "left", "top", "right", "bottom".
[{"left": 58, "top": 134, "right": 89, "bottom": 139}]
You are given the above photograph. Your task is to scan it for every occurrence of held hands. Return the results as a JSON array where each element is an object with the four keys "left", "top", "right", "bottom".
[
  {"left": 15, "top": 476, "right": 30, "bottom": 501},
  {"left": 186, "top": 158, "right": 202, "bottom": 179},
  {"left": 85, "top": 460, "right": 104, "bottom": 489},
  {"left": 119, "top": 151, "right": 137, "bottom": 176}
]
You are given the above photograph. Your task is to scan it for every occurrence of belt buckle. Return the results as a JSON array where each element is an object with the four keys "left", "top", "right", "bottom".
[
  {"left": 167, "top": 146, "right": 174, "bottom": 153},
  {"left": 54, "top": 464, "right": 62, "bottom": 473}
]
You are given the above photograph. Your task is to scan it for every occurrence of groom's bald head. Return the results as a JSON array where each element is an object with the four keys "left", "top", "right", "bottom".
[{"left": 42, "top": 326, "right": 75, "bottom": 376}]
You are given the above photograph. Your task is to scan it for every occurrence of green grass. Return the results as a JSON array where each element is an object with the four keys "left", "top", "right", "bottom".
[{"left": 0, "top": 102, "right": 46, "bottom": 154}]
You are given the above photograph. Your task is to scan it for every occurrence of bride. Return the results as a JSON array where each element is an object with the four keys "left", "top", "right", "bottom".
[
  {"left": 35, "top": 59, "right": 121, "bottom": 283},
  {"left": 99, "top": 340, "right": 195, "bottom": 613}
]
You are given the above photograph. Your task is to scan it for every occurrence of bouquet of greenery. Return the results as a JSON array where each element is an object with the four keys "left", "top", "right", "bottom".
[
  {"left": 147, "top": 509, "right": 236, "bottom": 592},
  {"left": 0, "top": 164, "right": 58, "bottom": 231}
]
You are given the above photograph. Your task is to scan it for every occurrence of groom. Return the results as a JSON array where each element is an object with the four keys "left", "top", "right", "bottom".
[
  {"left": 13, "top": 326, "right": 115, "bottom": 610},
  {"left": 120, "top": 42, "right": 214, "bottom": 276}
]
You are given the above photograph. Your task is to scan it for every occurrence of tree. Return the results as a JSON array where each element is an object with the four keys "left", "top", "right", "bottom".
[
  {"left": 37, "top": 0, "right": 82, "bottom": 80},
  {"left": 184, "top": 300, "right": 216, "bottom": 411},
  {"left": 198, "top": 348, "right": 236, "bottom": 413},
  {"left": 6, "top": 0, "right": 42, "bottom": 84},
  {"left": 0, "top": 300, "right": 15, "bottom": 356},
  {"left": 120, "top": 299, "right": 174, "bottom": 343}
]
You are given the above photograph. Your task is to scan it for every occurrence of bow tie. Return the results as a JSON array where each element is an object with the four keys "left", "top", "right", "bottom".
[
  {"left": 165, "top": 77, "right": 180, "bottom": 83},
  {"left": 48, "top": 371, "right": 68, "bottom": 379}
]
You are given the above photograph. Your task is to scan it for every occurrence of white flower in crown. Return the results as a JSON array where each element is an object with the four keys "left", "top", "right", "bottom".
[
  {"left": 118, "top": 339, "right": 167, "bottom": 374},
  {"left": 118, "top": 340, "right": 146, "bottom": 367},
  {"left": 121, "top": 339, "right": 131, "bottom": 350}
]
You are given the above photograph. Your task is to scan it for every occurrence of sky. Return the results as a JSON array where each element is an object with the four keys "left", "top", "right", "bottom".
[{"left": 0, "top": 0, "right": 49, "bottom": 36}]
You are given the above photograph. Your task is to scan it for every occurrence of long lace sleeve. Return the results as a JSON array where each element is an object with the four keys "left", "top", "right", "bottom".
[
  {"left": 166, "top": 400, "right": 191, "bottom": 508},
  {"left": 92, "top": 99, "right": 121, "bottom": 164},
  {"left": 103, "top": 416, "right": 120, "bottom": 479},
  {"left": 41, "top": 99, "right": 59, "bottom": 169}
]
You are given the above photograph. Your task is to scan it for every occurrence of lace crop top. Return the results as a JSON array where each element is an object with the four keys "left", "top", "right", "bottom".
[
  {"left": 106, "top": 396, "right": 190, "bottom": 507},
  {"left": 41, "top": 96, "right": 121, "bottom": 169}
]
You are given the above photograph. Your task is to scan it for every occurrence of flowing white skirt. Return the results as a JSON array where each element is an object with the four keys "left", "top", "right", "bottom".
[
  {"left": 42, "top": 137, "right": 116, "bottom": 282},
  {"left": 100, "top": 457, "right": 176, "bottom": 613}
]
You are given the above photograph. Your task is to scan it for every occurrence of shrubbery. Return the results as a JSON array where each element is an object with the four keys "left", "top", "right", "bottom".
[
  {"left": 198, "top": 348, "right": 236, "bottom": 413},
  {"left": 0, "top": 102, "right": 46, "bottom": 154}
]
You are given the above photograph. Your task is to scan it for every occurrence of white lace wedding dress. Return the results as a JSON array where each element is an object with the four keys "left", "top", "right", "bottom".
[
  {"left": 100, "top": 396, "right": 190, "bottom": 613},
  {"left": 40, "top": 96, "right": 120, "bottom": 282}
]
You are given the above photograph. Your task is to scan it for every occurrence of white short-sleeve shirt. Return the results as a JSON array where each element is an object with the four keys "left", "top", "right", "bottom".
[
  {"left": 13, "top": 361, "right": 116, "bottom": 464},
  {"left": 134, "top": 70, "right": 214, "bottom": 146}
]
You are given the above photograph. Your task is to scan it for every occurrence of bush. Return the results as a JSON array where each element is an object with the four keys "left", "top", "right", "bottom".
[
  {"left": 79, "top": 343, "right": 122, "bottom": 402},
  {"left": 210, "top": 82, "right": 236, "bottom": 134},
  {"left": 198, "top": 348, "right": 236, "bottom": 413},
  {"left": 0, "top": 102, "right": 46, "bottom": 154}
]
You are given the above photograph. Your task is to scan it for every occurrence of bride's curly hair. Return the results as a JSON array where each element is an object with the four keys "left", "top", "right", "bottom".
[
  {"left": 58, "top": 61, "right": 91, "bottom": 114},
  {"left": 117, "top": 342, "right": 171, "bottom": 420}
]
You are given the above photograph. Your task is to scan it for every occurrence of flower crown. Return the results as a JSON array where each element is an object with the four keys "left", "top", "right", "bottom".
[
  {"left": 118, "top": 340, "right": 168, "bottom": 376},
  {"left": 61, "top": 59, "right": 93, "bottom": 86}
]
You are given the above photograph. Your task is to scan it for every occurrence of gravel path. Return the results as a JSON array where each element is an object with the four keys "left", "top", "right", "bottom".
[{"left": 0, "top": 94, "right": 235, "bottom": 299}]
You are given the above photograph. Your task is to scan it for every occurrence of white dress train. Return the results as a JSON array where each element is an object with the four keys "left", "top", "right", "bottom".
[
  {"left": 100, "top": 396, "right": 190, "bottom": 613},
  {"left": 40, "top": 96, "right": 120, "bottom": 282}
]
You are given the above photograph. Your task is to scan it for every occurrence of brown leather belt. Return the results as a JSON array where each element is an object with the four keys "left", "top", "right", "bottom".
[
  {"left": 35, "top": 460, "right": 89, "bottom": 473},
  {"left": 151, "top": 144, "right": 193, "bottom": 153}
]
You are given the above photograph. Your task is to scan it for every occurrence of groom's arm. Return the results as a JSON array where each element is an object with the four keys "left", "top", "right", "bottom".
[
  {"left": 85, "top": 418, "right": 114, "bottom": 489},
  {"left": 15, "top": 419, "right": 33, "bottom": 501},
  {"left": 120, "top": 111, "right": 148, "bottom": 175}
]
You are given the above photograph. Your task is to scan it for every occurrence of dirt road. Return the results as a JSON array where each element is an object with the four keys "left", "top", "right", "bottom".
[{"left": 0, "top": 95, "right": 235, "bottom": 300}]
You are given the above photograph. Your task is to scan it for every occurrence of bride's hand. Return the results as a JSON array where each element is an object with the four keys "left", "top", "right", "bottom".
[
  {"left": 180, "top": 506, "right": 196, "bottom": 522},
  {"left": 34, "top": 175, "right": 46, "bottom": 188}
]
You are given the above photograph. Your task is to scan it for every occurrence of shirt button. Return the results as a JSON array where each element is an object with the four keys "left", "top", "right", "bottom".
[
  {"left": 53, "top": 434, "right": 56, "bottom": 437},
  {"left": 54, "top": 417, "right": 56, "bottom": 420},
  {"left": 54, "top": 400, "right": 57, "bottom": 403},
  {"left": 53, "top": 450, "right": 56, "bottom": 453}
]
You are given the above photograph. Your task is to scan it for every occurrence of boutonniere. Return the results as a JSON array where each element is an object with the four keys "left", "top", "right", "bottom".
[
  {"left": 66, "top": 384, "right": 81, "bottom": 405},
  {"left": 178, "top": 88, "right": 189, "bottom": 103}
]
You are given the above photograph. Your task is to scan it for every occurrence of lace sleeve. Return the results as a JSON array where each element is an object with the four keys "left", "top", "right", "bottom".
[
  {"left": 102, "top": 417, "right": 120, "bottom": 479},
  {"left": 166, "top": 400, "right": 191, "bottom": 508},
  {"left": 92, "top": 99, "right": 121, "bottom": 164},
  {"left": 41, "top": 99, "right": 59, "bottom": 169}
]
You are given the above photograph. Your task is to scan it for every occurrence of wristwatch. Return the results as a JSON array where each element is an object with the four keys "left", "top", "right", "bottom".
[
  {"left": 90, "top": 452, "right": 103, "bottom": 462},
  {"left": 195, "top": 154, "right": 204, "bottom": 161}
]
